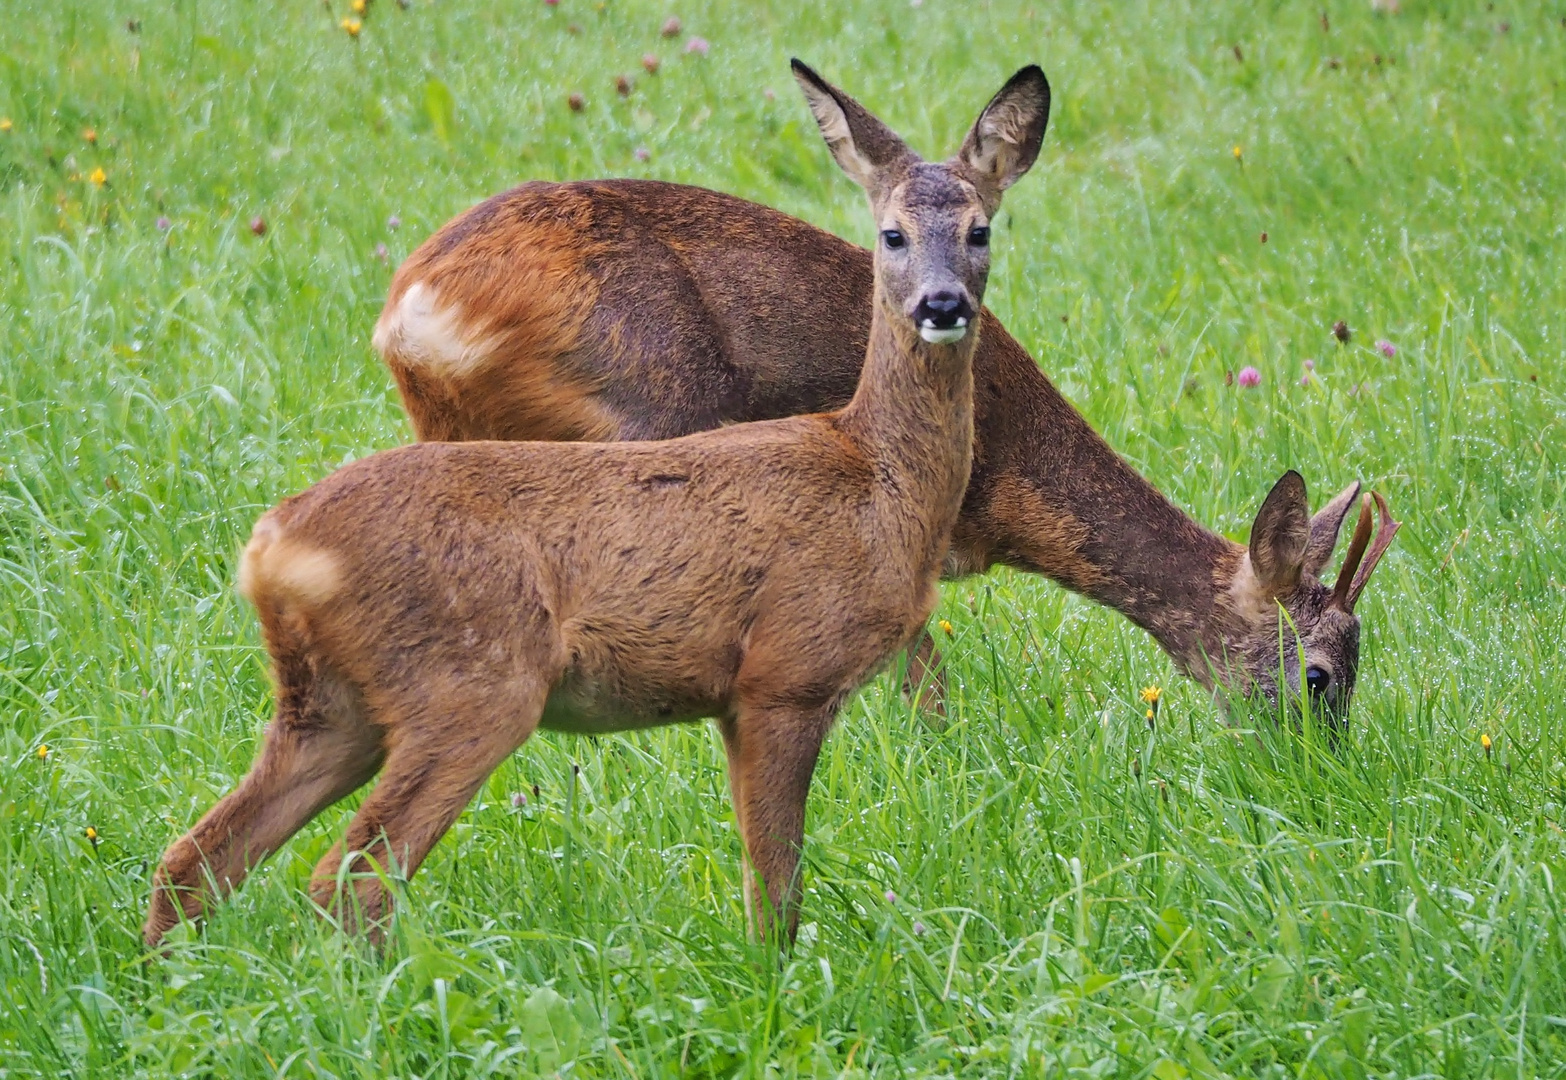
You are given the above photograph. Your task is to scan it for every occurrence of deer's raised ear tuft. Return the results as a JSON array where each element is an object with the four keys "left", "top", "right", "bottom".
[
  {"left": 958, "top": 64, "right": 1050, "bottom": 208},
  {"left": 790, "top": 59, "right": 914, "bottom": 195},
  {"left": 1302, "top": 480, "right": 1362, "bottom": 577},
  {"left": 1248, "top": 470, "right": 1311, "bottom": 596}
]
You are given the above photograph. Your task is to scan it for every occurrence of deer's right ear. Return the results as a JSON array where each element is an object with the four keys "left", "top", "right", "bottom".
[
  {"left": 791, "top": 59, "right": 913, "bottom": 194},
  {"left": 1248, "top": 470, "right": 1311, "bottom": 596}
]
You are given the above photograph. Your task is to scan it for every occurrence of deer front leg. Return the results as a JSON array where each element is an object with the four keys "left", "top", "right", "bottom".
[
  {"left": 901, "top": 626, "right": 948, "bottom": 718},
  {"left": 719, "top": 702, "right": 832, "bottom": 946}
]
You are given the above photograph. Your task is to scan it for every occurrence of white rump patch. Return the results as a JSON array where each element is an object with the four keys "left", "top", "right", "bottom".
[{"left": 372, "top": 281, "right": 497, "bottom": 378}]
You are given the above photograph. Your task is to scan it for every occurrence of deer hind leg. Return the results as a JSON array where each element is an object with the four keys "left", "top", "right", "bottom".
[
  {"left": 144, "top": 662, "right": 382, "bottom": 949},
  {"left": 720, "top": 700, "right": 834, "bottom": 946},
  {"left": 309, "top": 676, "right": 550, "bottom": 940}
]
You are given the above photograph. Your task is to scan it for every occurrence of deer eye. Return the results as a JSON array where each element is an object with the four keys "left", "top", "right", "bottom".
[
  {"left": 882, "top": 229, "right": 906, "bottom": 250},
  {"left": 1305, "top": 666, "right": 1331, "bottom": 697},
  {"left": 967, "top": 225, "right": 990, "bottom": 247}
]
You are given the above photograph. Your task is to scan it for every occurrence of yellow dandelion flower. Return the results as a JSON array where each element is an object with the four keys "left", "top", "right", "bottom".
[
  {"left": 1481, "top": 733, "right": 1493, "bottom": 757},
  {"left": 1232, "top": 145, "right": 1243, "bottom": 160},
  {"left": 341, "top": 17, "right": 362, "bottom": 36},
  {"left": 938, "top": 619, "right": 954, "bottom": 635},
  {"left": 85, "top": 826, "right": 98, "bottom": 842},
  {"left": 351, "top": 0, "right": 367, "bottom": 12},
  {"left": 1140, "top": 686, "right": 1163, "bottom": 704},
  {"left": 88, "top": 166, "right": 107, "bottom": 186},
  {"left": 1145, "top": 709, "right": 1155, "bottom": 721},
  {"left": 82, "top": 127, "right": 97, "bottom": 144},
  {"left": 1, "top": 118, "right": 13, "bottom": 133},
  {"left": 36, "top": 744, "right": 49, "bottom": 760}
]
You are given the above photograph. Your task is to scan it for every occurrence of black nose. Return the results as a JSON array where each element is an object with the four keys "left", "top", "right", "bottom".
[
  {"left": 1305, "top": 666, "right": 1331, "bottom": 698},
  {"left": 914, "top": 291, "right": 974, "bottom": 330}
]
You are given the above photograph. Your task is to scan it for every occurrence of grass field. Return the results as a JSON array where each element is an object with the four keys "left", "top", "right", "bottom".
[{"left": 3, "top": 0, "right": 1565, "bottom": 1075}]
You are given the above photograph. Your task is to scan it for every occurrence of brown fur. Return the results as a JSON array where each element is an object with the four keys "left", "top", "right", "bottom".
[
  {"left": 145, "top": 63, "right": 1051, "bottom": 950},
  {"left": 376, "top": 186, "right": 617, "bottom": 442},
  {"left": 373, "top": 175, "right": 1395, "bottom": 716}
]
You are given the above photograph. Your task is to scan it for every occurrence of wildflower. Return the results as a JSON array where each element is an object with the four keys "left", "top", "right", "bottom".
[
  {"left": 352, "top": 0, "right": 367, "bottom": 12},
  {"left": 1237, "top": 365, "right": 1261, "bottom": 388},
  {"left": 884, "top": 890, "right": 896, "bottom": 904},
  {"left": 82, "top": 127, "right": 97, "bottom": 144},
  {"left": 88, "top": 166, "right": 107, "bottom": 186},
  {"left": 249, "top": 215, "right": 267, "bottom": 236},
  {"left": 567, "top": 92, "right": 585, "bottom": 112},
  {"left": 661, "top": 16, "right": 681, "bottom": 37},
  {"left": 1481, "top": 733, "right": 1492, "bottom": 758},
  {"left": 0, "top": 118, "right": 11, "bottom": 133},
  {"left": 1303, "top": 358, "right": 1315, "bottom": 370},
  {"left": 615, "top": 74, "right": 633, "bottom": 97},
  {"left": 37, "top": 743, "right": 53, "bottom": 760},
  {"left": 1232, "top": 145, "right": 1243, "bottom": 161},
  {"left": 633, "top": 146, "right": 650, "bottom": 162},
  {"left": 1259, "top": 231, "right": 1267, "bottom": 243},
  {"left": 912, "top": 920, "right": 927, "bottom": 936},
  {"left": 156, "top": 215, "right": 171, "bottom": 230},
  {"left": 1376, "top": 339, "right": 1396, "bottom": 358},
  {"left": 544, "top": 0, "right": 558, "bottom": 5},
  {"left": 375, "top": 241, "right": 389, "bottom": 263},
  {"left": 938, "top": 619, "right": 954, "bottom": 635},
  {"left": 763, "top": 88, "right": 775, "bottom": 101},
  {"left": 341, "top": 17, "right": 362, "bottom": 36},
  {"left": 1140, "top": 686, "right": 1162, "bottom": 705},
  {"left": 386, "top": 214, "right": 401, "bottom": 230},
  {"left": 1332, "top": 320, "right": 1351, "bottom": 344},
  {"left": 1299, "top": 374, "right": 1310, "bottom": 387},
  {"left": 85, "top": 825, "right": 98, "bottom": 844},
  {"left": 642, "top": 53, "right": 660, "bottom": 74},
  {"left": 511, "top": 790, "right": 528, "bottom": 808},
  {"left": 685, "top": 36, "right": 710, "bottom": 56}
]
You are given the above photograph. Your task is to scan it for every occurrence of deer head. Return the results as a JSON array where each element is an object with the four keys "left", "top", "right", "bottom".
[
  {"left": 1221, "top": 470, "right": 1400, "bottom": 725},
  {"left": 791, "top": 60, "right": 1049, "bottom": 350}
]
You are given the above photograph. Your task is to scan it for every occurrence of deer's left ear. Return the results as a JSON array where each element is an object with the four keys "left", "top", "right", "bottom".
[
  {"left": 1248, "top": 470, "right": 1311, "bottom": 596},
  {"left": 1303, "top": 480, "right": 1362, "bottom": 577},
  {"left": 958, "top": 65, "right": 1050, "bottom": 209}
]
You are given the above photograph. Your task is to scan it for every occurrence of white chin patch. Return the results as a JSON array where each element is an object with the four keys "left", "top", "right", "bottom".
[{"left": 919, "top": 319, "right": 968, "bottom": 345}]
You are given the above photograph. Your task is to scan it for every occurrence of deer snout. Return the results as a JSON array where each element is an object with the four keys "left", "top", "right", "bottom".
[{"left": 913, "top": 291, "right": 975, "bottom": 344}]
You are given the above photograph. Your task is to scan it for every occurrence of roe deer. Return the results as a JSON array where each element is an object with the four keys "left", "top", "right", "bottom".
[
  {"left": 374, "top": 196, "right": 1399, "bottom": 723},
  {"left": 143, "top": 60, "right": 1053, "bottom": 949}
]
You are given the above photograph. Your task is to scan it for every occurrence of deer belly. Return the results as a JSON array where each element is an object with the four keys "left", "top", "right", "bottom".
[{"left": 538, "top": 675, "right": 714, "bottom": 735}]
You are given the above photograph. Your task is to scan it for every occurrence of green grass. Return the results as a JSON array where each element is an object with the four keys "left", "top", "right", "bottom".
[{"left": 2, "top": 0, "right": 1564, "bottom": 1075}]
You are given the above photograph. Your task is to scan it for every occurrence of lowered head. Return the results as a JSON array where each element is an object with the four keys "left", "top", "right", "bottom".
[
  {"left": 1217, "top": 471, "right": 1401, "bottom": 729},
  {"left": 790, "top": 60, "right": 1050, "bottom": 349}
]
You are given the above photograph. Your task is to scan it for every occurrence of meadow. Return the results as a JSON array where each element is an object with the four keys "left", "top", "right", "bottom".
[{"left": 2, "top": 0, "right": 1565, "bottom": 1075}]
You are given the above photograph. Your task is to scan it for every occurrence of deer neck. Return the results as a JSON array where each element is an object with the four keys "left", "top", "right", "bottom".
[
  {"left": 837, "top": 291, "right": 977, "bottom": 566},
  {"left": 965, "top": 338, "right": 1250, "bottom": 684}
]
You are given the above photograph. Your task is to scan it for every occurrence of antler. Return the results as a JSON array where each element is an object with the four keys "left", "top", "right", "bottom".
[
  {"left": 1330, "top": 495, "right": 1373, "bottom": 611},
  {"left": 1345, "top": 491, "right": 1399, "bottom": 611}
]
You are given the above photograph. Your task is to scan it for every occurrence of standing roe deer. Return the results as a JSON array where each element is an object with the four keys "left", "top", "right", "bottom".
[
  {"left": 143, "top": 60, "right": 1053, "bottom": 949},
  {"left": 374, "top": 183, "right": 1398, "bottom": 724}
]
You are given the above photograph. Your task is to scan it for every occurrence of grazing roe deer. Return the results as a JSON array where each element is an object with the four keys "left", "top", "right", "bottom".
[
  {"left": 375, "top": 198, "right": 1399, "bottom": 722},
  {"left": 143, "top": 61, "right": 1053, "bottom": 949}
]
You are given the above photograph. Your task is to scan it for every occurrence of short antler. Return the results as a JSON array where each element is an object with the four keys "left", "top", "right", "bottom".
[
  {"left": 1332, "top": 491, "right": 1399, "bottom": 612},
  {"left": 1345, "top": 491, "right": 1399, "bottom": 611},
  {"left": 1330, "top": 494, "right": 1373, "bottom": 611}
]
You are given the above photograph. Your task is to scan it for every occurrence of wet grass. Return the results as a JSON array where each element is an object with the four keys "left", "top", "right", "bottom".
[{"left": 2, "top": 0, "right": 1564, "bottom": 1075}]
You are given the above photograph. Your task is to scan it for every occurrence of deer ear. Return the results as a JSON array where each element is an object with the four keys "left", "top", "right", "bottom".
[
  {"left": 957, "top": 65, "right": 1050, "bottom": 209},
  {"left": 1248, "top": 470, "right": 1311, "bottom": 596},
  {"left": 1302, "top": 480, "right": 1362, "bottom": 578},
  {"left": 791, "top": 59, "right": 914, "bottom": 196}
]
